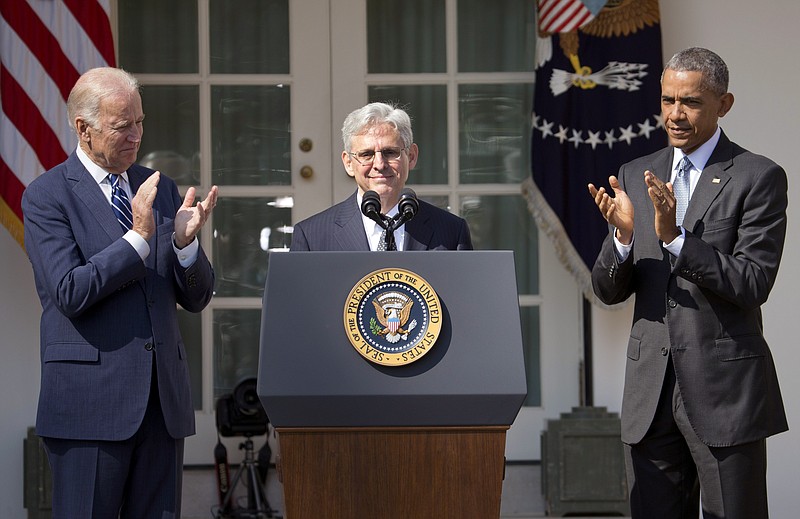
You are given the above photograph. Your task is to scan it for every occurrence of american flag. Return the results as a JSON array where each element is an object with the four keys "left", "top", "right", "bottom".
[
  {"left": 0, "top": 0, "right": 115, "bottom": 247},
  {"left": 537, "top": 0, "right": 595, "bottom": 33}
]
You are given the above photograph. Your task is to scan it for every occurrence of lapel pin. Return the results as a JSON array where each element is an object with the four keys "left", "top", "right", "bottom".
[{"left": 712, "top": 177, "right": 721, "bottom": 184}]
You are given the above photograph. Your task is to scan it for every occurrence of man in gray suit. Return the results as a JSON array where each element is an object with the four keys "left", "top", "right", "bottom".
[
  {"left": 588, "top": 48, "right": 787, "bottom": 518},
  {"left": 22, "top": 68, "right": 218, "bottom": 518},
  {"left": 291, "top": 102, "right": 472, "bottom": 251}
]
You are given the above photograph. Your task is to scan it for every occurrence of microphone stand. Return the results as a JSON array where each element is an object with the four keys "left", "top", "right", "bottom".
[{"left": 361, "top": 189, "right": 418, "bottom": 251}]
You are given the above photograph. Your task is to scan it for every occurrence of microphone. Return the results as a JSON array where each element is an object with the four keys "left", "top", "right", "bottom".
[
  {"left": 361, "top": 190, "right": 385, "bottom": 228},
  {"left": 395, "top": 188, "right": 419, "bottom": 226}
]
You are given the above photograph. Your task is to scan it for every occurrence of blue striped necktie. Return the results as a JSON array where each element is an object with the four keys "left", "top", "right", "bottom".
[
  {"left": 109, "top": 174, "right": 133, "bottom": 231},
  {"left": 674, "top": 156, "right": 692, "bottom": 226}
]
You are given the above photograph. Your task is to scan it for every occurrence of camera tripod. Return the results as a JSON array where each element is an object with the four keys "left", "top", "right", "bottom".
[{"left": 216, "top": 435, "right": 279, "bottom": 519}]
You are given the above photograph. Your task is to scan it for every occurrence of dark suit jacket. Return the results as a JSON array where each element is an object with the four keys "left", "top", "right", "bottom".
[
  {"left": 591, "top": 131, "right": 788, "bottom": 447},
  {"left": 22, "top": 152, "right": 214, "bottom": 441},
  {"left": 290, "top": 192, "right": 473, "bottom": 251}
]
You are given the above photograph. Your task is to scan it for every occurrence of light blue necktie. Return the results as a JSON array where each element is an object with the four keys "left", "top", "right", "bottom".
[
  {"left": 109, "top": 174, "right": 133, "bottom": 231},
  {"left": 674, "top": 156, "right": 692, "bottom": 226}
]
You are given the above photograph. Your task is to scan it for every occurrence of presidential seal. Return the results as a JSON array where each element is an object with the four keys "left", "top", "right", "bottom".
[{"left": 344, "top": 268, "right": 442, "bottom": 366}]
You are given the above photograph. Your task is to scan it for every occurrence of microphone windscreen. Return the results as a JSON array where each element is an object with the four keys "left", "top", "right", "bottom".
[
  {"left": 361, "top": 190, "right": 382, "bottom": 221},
  {"left": 398, "top": 188, "right": 419, "bottom": 218}
]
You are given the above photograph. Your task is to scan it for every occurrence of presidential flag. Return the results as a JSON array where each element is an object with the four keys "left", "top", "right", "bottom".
[
  {"left": 523, "top": 0, "right": 666, "bottom": 301},
  {"left": 0, "top": 0, "right": 115, "bottom": 247}
]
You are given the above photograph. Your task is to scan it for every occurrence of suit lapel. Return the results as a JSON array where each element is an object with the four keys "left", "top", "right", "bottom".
[
  {"left": 684, "top": 133, "right": 733, "bottom": 232},
  {"left": 657, "top": 148, "right": 675, "bottom": 184},
  {"left": 67, "top": 154, "right": 122, "bottom": 241},
  {"left": 405, "top": 205, "right": 432, "bottom": 250},
  {"left": 334, "top": 193, "right": 370, "bottom": 251}
]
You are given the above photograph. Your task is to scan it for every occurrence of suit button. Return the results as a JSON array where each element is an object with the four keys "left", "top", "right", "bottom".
[
  {"left": 144, "top": 341, "right": 154, "bottom": 351},
  {"left": 661, "top": 347, "right": 668, "bottom": 356},
  {"left": 668, "top": 299, "right": 677, "bottom": 308}
]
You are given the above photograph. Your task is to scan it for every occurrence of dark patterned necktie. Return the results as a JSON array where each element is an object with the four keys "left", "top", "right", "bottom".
[
  {"left": 110, "top": 174, "right": 133, "bottom": 231},
  {"left": 674, "top": 156, "right": 692, "bottom": 226},
  {"left": 376, "top": 229, "right": 396, "bottom": 251}
]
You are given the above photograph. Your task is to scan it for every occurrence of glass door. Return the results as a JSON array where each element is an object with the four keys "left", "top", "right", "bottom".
[
  {"left": 116, "top": 0, "right": 582, "bottom": 463},
  {"left": 330, "top": 0, "right": 582, "bottom": 460},
  {"left": 117, "top": 0, "right": 335, "bottom": 463}
]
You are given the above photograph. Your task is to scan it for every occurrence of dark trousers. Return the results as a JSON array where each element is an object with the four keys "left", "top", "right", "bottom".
[
  {"left": 42, "top": 372, "right": 184, "bottom": 519},
  {"left": 625, "top": 357, "right": 768, "bottom": 519}
]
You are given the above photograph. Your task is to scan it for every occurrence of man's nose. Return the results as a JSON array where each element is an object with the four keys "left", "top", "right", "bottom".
[
  {"left": 128, "top": 125, "right": 142, "bottom": 142},
  {"left": 668, "top": 103, "right": 685, "bottom": 120},
  {"left": 372, "top": 152, "right": 388, "bottom": 169}
]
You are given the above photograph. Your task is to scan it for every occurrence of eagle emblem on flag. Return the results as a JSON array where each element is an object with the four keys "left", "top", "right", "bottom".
[{"left": 525, "top": 0, "right": 666, "bottom": 303}]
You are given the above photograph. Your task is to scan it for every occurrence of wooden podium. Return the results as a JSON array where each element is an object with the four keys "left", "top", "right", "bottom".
[{"left": 258, "top": 252, "right": 527, "bottom": 519}]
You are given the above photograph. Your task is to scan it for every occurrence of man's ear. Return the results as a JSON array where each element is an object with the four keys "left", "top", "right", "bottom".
[
  {"left": 76, "top": 118, "right": 91, "bottom": 141},
  {"left": 407, "top": 143, "right": 419, "bottom": 169},
  {"left": 341, "top": 151, "right": 356, "bottom": 178},
  {"left": 718, "top": 92, "right": 734, "bottom": 118}
]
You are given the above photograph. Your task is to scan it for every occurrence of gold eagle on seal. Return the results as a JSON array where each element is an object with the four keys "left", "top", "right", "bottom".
[{"left": 372, "top": 292, "right": 416, "bottom": 344}]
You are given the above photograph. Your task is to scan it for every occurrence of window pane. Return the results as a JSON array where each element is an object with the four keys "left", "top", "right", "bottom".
[
  {"left": 368, "top": 85, "right": 447, "bottom": 185},
  {"left": 118, "top": 0, "right": 198, "bottom": 73},
  {"left": 520, "top": 305, "right": 541, "bottom": 406},
  {"left": 459, "top": 83, "right": 532, "bottom": 184},
  {"left": 213, "top": 309, "right": 262, "bottom": 400},
  {"left": 177, "top": 309, "right": 203, "bottom": 410},
  {"left": 211, "top": 85, "right": 291, "bottom": 186},
  {"left": 367, "top": 0, "right": 445, "bottom": 73},
  {"left": 209, "top": 0, "right": 289, "bottom": 74},
  {"left": 138, "top": 86, "right": 200, "bottom": 186},
  {"left": 419, "top": 195, "right": 449, "bottom": 211},
  {"left": 213, "top": 197, "right": 293, "bottom": 297},
  {"left": 461, "top": 194, "right": 539, "bottom": 294},
  {"left": 458, "top": 0, "right": 536, "bottom": 73}
]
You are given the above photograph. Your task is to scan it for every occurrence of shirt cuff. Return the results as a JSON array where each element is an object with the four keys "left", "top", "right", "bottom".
[
  {"left": 173, "top": 234, "right": 199, "bottom": 267},
  {"left": 123, "top": 230, "right": 150, "bottom": 261},
  {"left": 613, "top": 230, "right": 633, "bottom": 262},
  {"left": 663, "top": 227, "right": 686, "bottom": 256}
]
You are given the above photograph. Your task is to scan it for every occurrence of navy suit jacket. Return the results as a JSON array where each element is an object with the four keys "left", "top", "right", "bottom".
[
  {"left": 22, "top": 152, "right": 214, "bottom": 441},
  {"left": 290, "top": 192, "right": 473, "bottom": 251},
  {"left": 591, "top": 131, "right": 788, "bottom": 447}
]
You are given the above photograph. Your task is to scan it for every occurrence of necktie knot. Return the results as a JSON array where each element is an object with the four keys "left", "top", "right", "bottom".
[
  {"left": 110, "top": 174, "right": 133, "bottom": 231},
  {"left": 678, "top": 156, "right": 693, "bottom": 178}
]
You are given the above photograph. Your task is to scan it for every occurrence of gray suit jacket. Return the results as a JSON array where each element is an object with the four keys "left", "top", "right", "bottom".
[
  {"left": 23, "top": 152, "right": 214, "bottom": 441},
  {"left": 591, "top": 131, "right": 788, "bottom": 447},
  {"left": 290, "top": 192, "right": 473, "bottom": 251}
]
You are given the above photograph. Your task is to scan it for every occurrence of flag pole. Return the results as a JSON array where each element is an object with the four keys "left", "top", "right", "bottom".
[{"left": 581, "top": 297, "right": 593, "bottom": 407}]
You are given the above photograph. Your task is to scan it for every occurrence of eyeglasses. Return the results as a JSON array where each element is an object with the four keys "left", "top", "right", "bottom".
[{"left": 348, "top": 147, "right": 406, "bottom": 166}]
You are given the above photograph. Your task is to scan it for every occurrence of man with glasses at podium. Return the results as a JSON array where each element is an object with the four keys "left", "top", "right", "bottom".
[{"left": 291, "top": 102, "right": 472, "bottom": 252}]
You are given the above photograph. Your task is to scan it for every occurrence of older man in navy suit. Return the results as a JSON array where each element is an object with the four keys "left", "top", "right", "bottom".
[
  {"left": 291, "top": 102, "right": 472, "bottom": 251},
  {"left": 22, "top": 67, "right": 218, "bottom": 518},
  {"left": 588, "top": 48, "right": 787, "bottom": 518}
]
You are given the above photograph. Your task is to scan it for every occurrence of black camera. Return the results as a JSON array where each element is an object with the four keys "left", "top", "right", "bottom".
[{"left": 215, "top": 378, "right": 269, "bottom": 437}]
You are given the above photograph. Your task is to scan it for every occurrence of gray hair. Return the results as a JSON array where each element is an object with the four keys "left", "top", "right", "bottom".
[
  {"left": 341, "top": 102, "right": 414, "bottom": 151},
  {"left": 67, "top": 67, "right": 140, "bottom": 130},
  {"left": 663, "top": 47, "right": 729, "bottom": 95}
]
